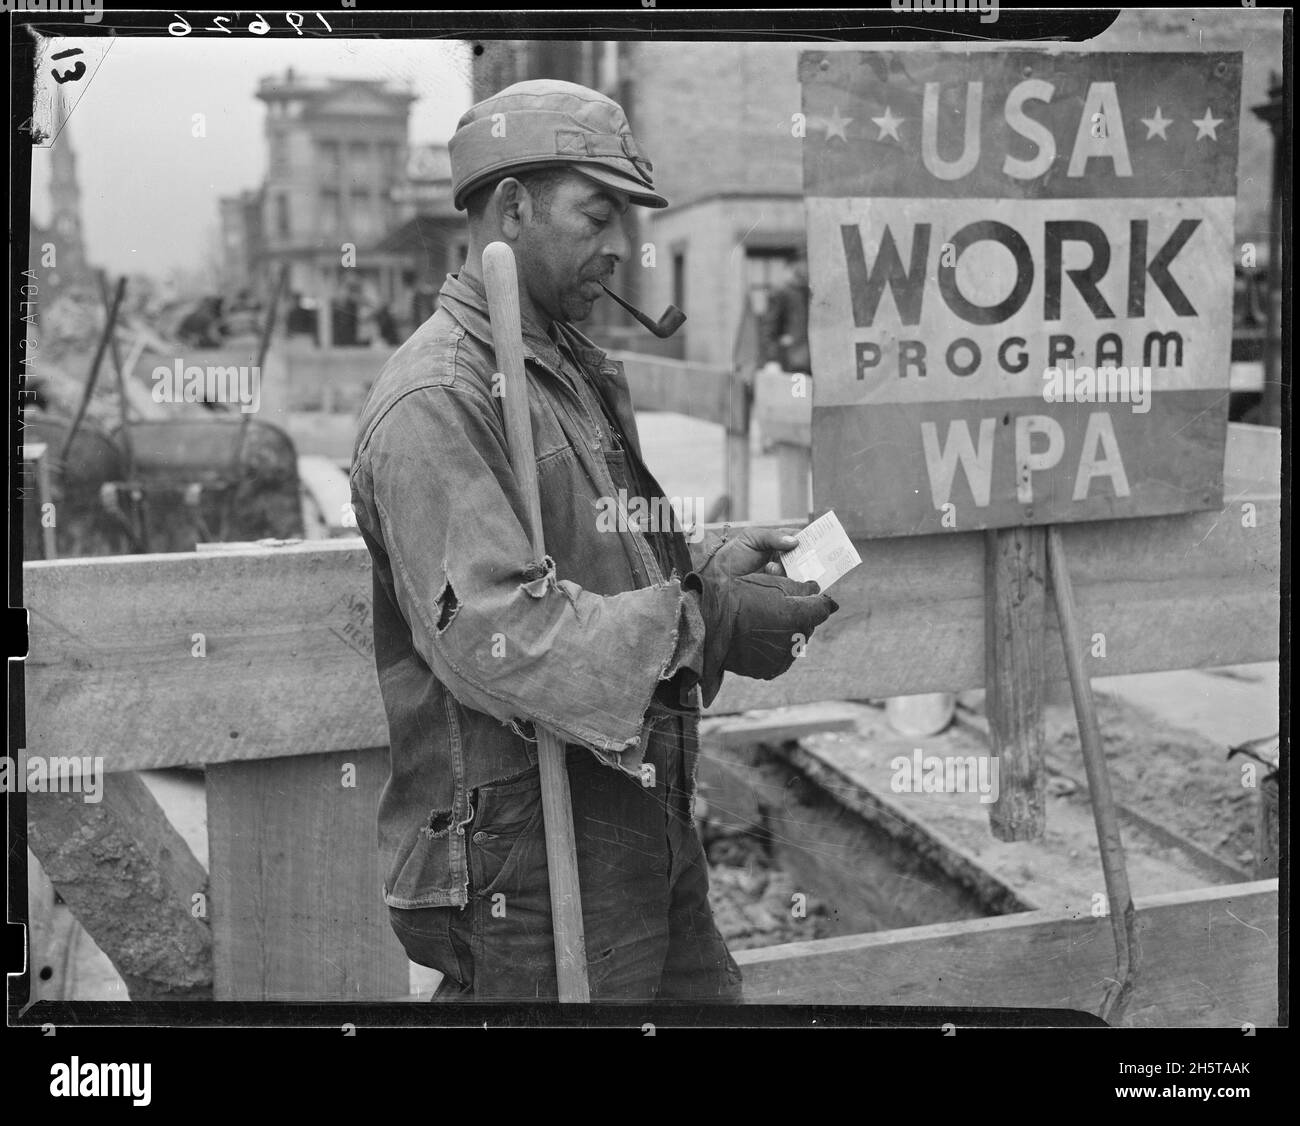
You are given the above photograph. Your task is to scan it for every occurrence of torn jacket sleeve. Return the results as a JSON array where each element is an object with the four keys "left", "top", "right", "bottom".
[
  {"left": 662, "top": 589, "right": 705, "bottom": 681},
  {"left": 361, "top": 382, "right": 690, "bottom": 756},
  {"left": 658, "top": 587, "right": 723, "bottom": 709}
]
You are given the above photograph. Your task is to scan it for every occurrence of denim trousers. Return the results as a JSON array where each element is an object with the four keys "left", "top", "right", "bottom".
[{"left": 388, "top": 707, "right": 743, "bottom": 1003}]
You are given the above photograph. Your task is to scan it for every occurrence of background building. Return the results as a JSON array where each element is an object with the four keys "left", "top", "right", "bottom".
[
  {"left": 31, "top": 92, "right": 93, "bottom": 293},
  {"left": 219, "top": 70, "right": 474, "bottom": 338},
  {"left": 219, "top": 69, "right": 416, "bottom": 308},
  {"left": 371, "top": 142, "right": 468, "bottom": 332},
  {"left": 218, "top": 188, "right": 264, "bottom": 296}
]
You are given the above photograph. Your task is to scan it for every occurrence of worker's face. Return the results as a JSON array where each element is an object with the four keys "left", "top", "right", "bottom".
[{"left": 515, "top": 172, "right": 631, "bottom": 324}]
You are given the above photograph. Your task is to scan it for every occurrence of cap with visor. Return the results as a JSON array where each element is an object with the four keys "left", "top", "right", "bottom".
[{"left": 448, "top": 79, "right": 669, "bottom": 210}]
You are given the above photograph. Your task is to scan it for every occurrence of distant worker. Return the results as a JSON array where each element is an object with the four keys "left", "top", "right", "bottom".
[
  {"left": 332, "top": 283, "right": 361, "bottom": 347},
  {"left": 760, "top": 252, "right": 811, "bottom": 378},
  {"left": 286, "top": 291, "right": 319, "bottom": 343}
]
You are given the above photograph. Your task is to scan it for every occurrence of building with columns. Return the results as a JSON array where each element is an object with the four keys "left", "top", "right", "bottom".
[{"left": 220, "top": 68, "right": 474, "bottom": 335}]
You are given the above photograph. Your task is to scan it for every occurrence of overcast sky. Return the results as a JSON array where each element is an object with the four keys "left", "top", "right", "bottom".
[{"left": 28, "top": 36, "right": 474, "bottom": 278}]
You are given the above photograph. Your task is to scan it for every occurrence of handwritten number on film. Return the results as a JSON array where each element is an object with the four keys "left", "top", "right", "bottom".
[
  {"left": 168, "top": 12, "right": 333, "bottom": 36},
  {"left": 50, "top": 47, "right": 85, "bottom": 85}
]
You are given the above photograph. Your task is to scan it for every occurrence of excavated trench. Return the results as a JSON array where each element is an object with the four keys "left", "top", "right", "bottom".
[
  {"left": 697, "top": 739, "right": 1028, "bottom": 953},
  {"left": 698, "top": 692, "right": 1262, "bottom": 957}
]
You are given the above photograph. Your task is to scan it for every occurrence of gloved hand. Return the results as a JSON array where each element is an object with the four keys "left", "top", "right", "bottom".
[
  {"left": 684, "top": 568, "right": 838, "bottom": 682},
  {"left": 694, "top": 526, "right": 801, "bottom": 580}
]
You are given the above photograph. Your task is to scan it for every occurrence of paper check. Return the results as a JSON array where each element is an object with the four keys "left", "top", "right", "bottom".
[{"left": 779, "top": 511, "right": 862, "bottom": 591}]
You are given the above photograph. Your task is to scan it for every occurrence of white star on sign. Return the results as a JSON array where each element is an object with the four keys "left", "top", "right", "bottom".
[
  {"left": 821, "top": 105, "right": 853, "bottom": 142},
  {"left": 1140, "top": 106, "right": 1171, "bottom": 140},
  {"left": 1193, "top": 108, "right": 1222, "bottom": 140},
  {"left": 871, "top": 106, "right": 903, "bottom": 141}
]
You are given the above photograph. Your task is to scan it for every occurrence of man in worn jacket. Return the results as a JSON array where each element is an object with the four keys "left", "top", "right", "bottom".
[{"left": 350, "top": 79, "right": 837, "bottom": 1002}]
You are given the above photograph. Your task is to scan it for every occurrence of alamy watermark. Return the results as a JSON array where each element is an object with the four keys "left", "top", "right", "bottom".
[
  {"left": 49, "top": 1058, "right": 151, "bottom": 1106},
  {"left": 1042, "top": 365, "right": 1152, "bottom": 414},
  {"left": 890, "top": 0, "right": 999, "bottom": 24},
  {"left": 152, "top": 360, "right": 261, "bottom": 414},
  {"left": 594, "top": 489, "right": 706, "bottom": 544},
  {"left": 890, "top": 748, "right": 1000, "bottom": 804},
  {"left": 2, "top": 752, "right": 104, "bottom": 803},
  {"left": 1, "top": 0, "right": 102, "bottom": 21}
]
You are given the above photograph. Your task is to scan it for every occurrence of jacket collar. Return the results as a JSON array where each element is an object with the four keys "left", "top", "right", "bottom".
[
  {"left": 437, "top": 270, "right": 645, "bottom": 463},
  {"left": 438, "top": 270, "right": 614, "bottom": 377}
]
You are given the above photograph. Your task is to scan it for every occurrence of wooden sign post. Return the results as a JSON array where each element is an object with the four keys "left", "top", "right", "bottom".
[
  {"left": 801, "top": 46, "right": 1242, "bottom": 825},
  {"left": 800, "top": 48, "right": 1243, "bottom": 1015}
]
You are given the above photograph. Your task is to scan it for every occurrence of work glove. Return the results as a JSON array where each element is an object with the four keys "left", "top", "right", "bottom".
[
  {"left": 684, "top": 559, "right": 838, "bottom": 683},
  {"left": 693, "top": 526, "right": 801, "bottom": 581}
]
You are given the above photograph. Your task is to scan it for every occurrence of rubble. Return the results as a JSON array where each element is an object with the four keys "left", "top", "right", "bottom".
[{"left": 700, "top": 811, "right": 832, "bottom": 952}]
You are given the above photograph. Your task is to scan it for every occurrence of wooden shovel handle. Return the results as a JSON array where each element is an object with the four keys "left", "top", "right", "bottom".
[{"left": 482, "top": 241, "right": 591, "bottom": 1002}]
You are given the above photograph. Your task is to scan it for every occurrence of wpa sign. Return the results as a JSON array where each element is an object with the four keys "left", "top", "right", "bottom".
[{"left": 800, "top": 49, "right": 1241, "bottom": 536}]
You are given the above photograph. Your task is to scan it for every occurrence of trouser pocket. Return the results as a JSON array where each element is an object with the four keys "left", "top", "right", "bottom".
[
  {"left": 388, "top": 903, "right": 473, "bottom": 987},
  {"left": 467, "top": 768, "right": 545, "bottom": 897},
  {"left": 465, "top": 768, "right": 555, "bottom": 999}
]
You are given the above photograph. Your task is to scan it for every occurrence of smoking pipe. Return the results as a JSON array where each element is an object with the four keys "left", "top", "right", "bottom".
[{"left": 599, "top": 283, "right": 687, "bottom": 338}]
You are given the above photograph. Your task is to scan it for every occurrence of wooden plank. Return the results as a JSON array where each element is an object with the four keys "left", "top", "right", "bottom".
[
  {"left": 21, "top": 511, "right": 1277, "bottom": 767},
  {"left": 206, "top": 746, "right": 408, "bottom": 1001},
  {"left": 26, "top": 771, "right": 213, "bottom": 1000},
  {"left": 607, "top": 350, "right": 732, "bottom": 427},
  {"left": 26, "top": 539, "right": 386, "bottom": 771},
  {"left": 733, "top": 880, "right": 1279, "bottom": 1027},
  {"left": 23, "top": 430, "right": 1278, "bottom": 769},
  {"left": 286, "top": 347, "right": 736, "bottom": 424},
  {"left": 984, "top": 526, "right": 1046, "bottom": 840},
  {"left": 701, "top": 702, "right": 860, "bottom": 751}
]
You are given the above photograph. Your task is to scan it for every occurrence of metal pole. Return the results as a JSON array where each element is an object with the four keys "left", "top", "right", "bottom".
[{"left": 1046, "top": 525, "right": 1140, "bottom": 1024}]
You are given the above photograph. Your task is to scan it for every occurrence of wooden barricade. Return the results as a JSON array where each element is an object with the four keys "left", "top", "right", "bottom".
[
  {"left": 734, "top": 882, "right": 1278, "bottom": 1026},
  {"left": 20, "top": 424, "right": 1280, "bottom": 1017}
]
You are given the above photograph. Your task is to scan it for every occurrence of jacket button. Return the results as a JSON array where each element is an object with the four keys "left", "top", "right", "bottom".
[{"left": 473, "top": 831, "right": 488, "bottom": 844}]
